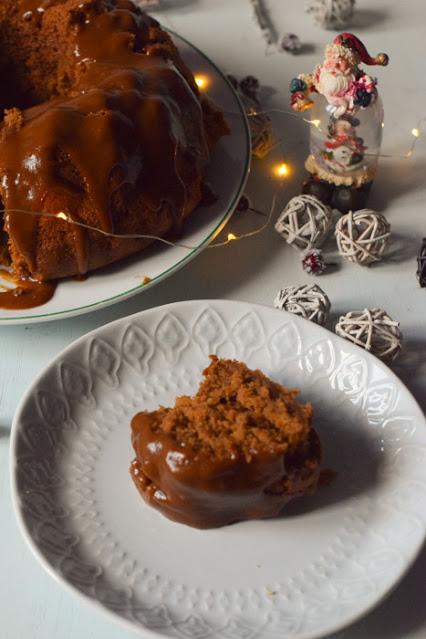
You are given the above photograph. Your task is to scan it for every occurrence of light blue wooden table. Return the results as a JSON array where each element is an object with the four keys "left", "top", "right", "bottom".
[{"left": 1, "top": 1, "right": 425, "bottom": 637}]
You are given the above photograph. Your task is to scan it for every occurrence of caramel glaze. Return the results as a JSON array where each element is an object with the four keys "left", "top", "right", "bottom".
[
  {"left": 130, "top": 413, "right": 321, "bottom": 529},
  {"left": 0, "top": 0, "right": 208, "bottom": 279},
  {"left": 20, "top": 0, "right": 53, "bottom": 25},
  {"left": 0, "top": 269, "right": 55, "bottom": 309}
]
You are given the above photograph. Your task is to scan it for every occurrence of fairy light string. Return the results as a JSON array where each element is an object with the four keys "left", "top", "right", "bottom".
[
  {"left": 2, "top": 194, "right": 278, "bottom": 252},
  {"left": 234, "top": 105, "right": 426, "bottom": 161},
  {"left": 1, "top": 75, "right": 424, "bottom": 267},
  {"left": 1, "top": 108, "right": 423, "bottom": 256},
  {"left": 194, "top": 68, "right": 426, "bottom": 161}
]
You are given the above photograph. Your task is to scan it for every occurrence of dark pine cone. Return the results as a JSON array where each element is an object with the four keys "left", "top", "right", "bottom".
[
  {"left": 417, "top": 238, "right": 426, "bottom": 288},
  {"left": 302, "top": 249, "right": 326, "bottom": 275},
  {"left": 239, "top": 75, "right": 260, "bottom": 102},
  {"left": 236, "top": 194, "right": 251, "bottom": 212}
]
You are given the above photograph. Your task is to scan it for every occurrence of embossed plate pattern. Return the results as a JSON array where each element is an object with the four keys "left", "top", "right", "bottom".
[{"left": 10, "top": 300, "right": 426, "bottom": 639}]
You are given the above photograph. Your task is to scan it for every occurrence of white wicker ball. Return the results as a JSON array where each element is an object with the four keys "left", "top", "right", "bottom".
[
  {"left": 335, "top": 308, "right": 402, "bottom": 362},
  {"left": 274, "top": 284, "right": 330, "bottom": 326},
  {"left": 335, "top": 209, "right": 391, "bottom": 265},
  {"left": 275, "top": 194, "right": 333, "bottom": 251},
  {"left": 306, "top": 0, "right": 355, "bottom": 29}
]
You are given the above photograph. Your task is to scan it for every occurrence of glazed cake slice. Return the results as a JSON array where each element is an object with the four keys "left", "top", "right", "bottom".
[{"left": 131, "top": 356, "right": 321, "bottom": 528}]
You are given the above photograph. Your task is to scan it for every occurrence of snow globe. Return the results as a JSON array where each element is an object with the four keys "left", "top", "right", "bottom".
[{"left": 290, "top": 33, "right": 388, "bottom": 212}]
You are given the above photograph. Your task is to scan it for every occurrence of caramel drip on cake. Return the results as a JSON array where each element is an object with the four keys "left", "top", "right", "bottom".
[
  {"left": 0, "top": 269, "right": 55, "bottom": 309},
  {"left": 20, "top": 0, "right": 54, "bottom": 26},
  {"left": 0, "top": 0, "right": 227, "bottom": 285},
  {"left": 130, "top": 356, "right": 322, "bottom": 528},
  {"left": 131, "top": 414, "right": 321, "bottom": 528},
  {"left": 0, "top": 2, "right": 200, "bottom": 276}
]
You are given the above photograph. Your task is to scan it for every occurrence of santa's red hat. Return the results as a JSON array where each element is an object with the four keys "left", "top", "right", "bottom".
[{"left": 333, "top": 33, "right": 389, "bottom": 66}]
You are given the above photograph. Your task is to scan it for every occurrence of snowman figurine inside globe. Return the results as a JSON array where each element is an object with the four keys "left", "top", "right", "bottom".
[{"left": 290, "top": 33, "right": 389, "bottom": 212}]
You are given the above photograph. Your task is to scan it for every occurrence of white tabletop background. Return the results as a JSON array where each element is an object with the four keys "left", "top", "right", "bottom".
[{"left": 1, "top": 0, "right": 425, "bottom": 637}]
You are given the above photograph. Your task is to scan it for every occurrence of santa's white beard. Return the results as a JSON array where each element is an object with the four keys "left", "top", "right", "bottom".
[{"left": 317, "top": 68, "right": 352, "bottom": 99}]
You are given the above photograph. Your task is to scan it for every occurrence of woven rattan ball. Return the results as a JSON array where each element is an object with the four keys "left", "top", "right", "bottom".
[
  {"left": 274, "top": 284, "right": 330, "bottom": 325},
  {"left": 335, "top": 308, "right": 401, "bottom": 362},
  {"left": 335, "top": 209, "right": 391, "bottom": 265},
  {"left": 306, "top": 0, "right": 355, "bottom": 29},
  {"left": 275, "top": 194, "right": 333, "bottom": 251}
]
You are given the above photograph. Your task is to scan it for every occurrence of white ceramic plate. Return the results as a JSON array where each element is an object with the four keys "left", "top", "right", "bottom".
[
  {"left": 0, "top": 36, "right": 250, "bottom": 325},
  {"left": 11, "top": 300, "right": 426, "bottom": 639}
]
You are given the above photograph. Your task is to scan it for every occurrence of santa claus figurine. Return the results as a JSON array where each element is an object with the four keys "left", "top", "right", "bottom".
[{"left": 289, "top": 33, "right": 389, "bottom": 212}]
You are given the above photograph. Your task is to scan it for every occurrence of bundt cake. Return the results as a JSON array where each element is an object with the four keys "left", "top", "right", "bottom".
[
  {"left": 0, "top": 0, "right": 228, "bottom": 283},
  {"left": 130, "top": 356, "right": 321, "bottom": 528}
]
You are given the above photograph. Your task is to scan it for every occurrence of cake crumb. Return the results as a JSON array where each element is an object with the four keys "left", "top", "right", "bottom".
[
  {"left": 143, "top": 276, "right": 151, "bottom": 285},
  {"left": 142, "top": 355, "right": 314, "bottom": 462}
]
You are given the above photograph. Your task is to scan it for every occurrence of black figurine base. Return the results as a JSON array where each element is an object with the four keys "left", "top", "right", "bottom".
[{"left": 302, "top": 175, "right": 373, "bottom": 213}]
